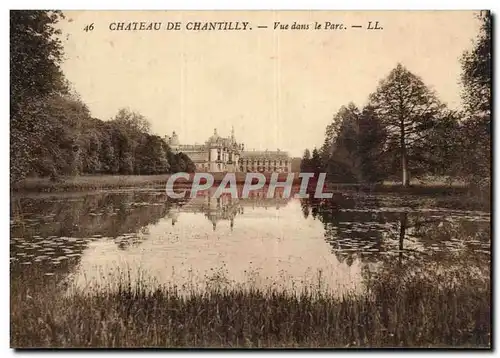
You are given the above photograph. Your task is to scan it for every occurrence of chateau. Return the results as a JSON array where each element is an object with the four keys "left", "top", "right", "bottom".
[{"left": 165, "top": 128, "right": 292, "bottom": 173}]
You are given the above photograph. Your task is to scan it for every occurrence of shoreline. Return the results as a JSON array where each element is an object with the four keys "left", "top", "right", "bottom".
[
  {"left": 10, "top": 174, "right": 484, "bottom": 198},
  {"left": 11, "top": 173, "right": 301, "bottom": 193}
]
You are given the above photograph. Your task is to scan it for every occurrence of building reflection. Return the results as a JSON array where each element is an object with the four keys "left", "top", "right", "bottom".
[{"left": 165, "top": 186, "right": 293, "bottom": 230}]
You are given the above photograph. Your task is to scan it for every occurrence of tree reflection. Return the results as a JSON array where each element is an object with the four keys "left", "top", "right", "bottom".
[
  {"left": 11, "top": 192, "right": 173, "bottom": 241},
  {"left": 300, "top": 192, "right": 490, "bottom": 278},
  {"left": 301, "top": 193, "right": 386, "bottom": 266}
]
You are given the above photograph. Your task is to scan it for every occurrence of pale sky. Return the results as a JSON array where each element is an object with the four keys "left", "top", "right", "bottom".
[{"left": 59, "top": 10, "right": 480, "bottom": 157}]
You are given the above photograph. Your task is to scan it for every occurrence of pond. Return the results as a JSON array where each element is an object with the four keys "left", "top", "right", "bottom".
[{"left": 10, "top": 187, "right": 490, "bottom": 297}]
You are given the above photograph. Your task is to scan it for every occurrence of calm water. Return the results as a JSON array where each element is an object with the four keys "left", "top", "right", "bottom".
[{"left": 10, "top": 187, "right": 491, "bottom": 296}]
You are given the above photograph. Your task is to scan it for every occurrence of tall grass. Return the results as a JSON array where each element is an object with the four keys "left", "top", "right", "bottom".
[
  {"left": 11, "top": 268, "right": 490, "bottom": 348},
  {"left": 12, "top": 173, "right": 303, "bottom": 193},
  {"left": 11, "top": 175, "right": 170, "bottom": 193}
]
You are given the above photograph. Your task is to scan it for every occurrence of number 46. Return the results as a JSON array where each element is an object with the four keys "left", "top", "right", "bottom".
[{"left": 84, "top": 23, "right": 94, "bottom": 32}]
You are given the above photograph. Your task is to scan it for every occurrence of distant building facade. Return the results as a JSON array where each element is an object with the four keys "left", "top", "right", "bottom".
[
  {"left": 165, "top": 128, "right": 292, "bottom": 173},
  {"left": 238, "top": 150, "right": 291, "bottom": 173}
]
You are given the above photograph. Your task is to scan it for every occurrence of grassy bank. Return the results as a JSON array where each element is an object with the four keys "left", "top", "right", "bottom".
[
  {"left": 12, "top": 174, "right": 483, "bottom": 195},
  {"left": 11, "top": 175, "right": 170, "bottom": 193},
  {"left": 11, "top": 272, "right": 490, "bottom": 348},
  {"left": 327, "top": 178, "right": 469, "bottom": 195},
  {"left": 325, "top": 179, "right": 490, "bottom": 211},
  {"left": 11, "top": 173, "right": 303, "bottom": 193}
]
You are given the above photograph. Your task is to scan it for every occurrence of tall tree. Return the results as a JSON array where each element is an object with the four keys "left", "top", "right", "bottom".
[
  {"left": 369, "top": 64, "right": 444, "bottom": 186},
  {"left": 320, "top": 104, "right": 358, "bottom": 168},
  {"left": 10, "top": 11, "right": 67, "bottom": 117},
  {"left": 10, "top": 10, "right": 68, "bottom": 182},
  {"left": 110, "top": 108, "right": 151, "bottom": 175},
  {"left": 113, "top": 108, "right": 151, "bottom": 134},
  {"left": 461, "top": 11, "right": 491, "bottom": 120},
  {"left": 300, "top": 149, "right": 311, "bottom": 172},
  {"left": 321, "top": 104, "right": 364, "bottom": 182},
  {"left": 410, "top": 110, "right": 461, "bottom": 178},
  {"left": 458, "top": 11, "right": 491, "bottom": 183},
  {"left": 358, "top": 105, "right": 388, "bottom": 183},
  {"left": 310, "top": 148, "right": 323, "bottom": 176}
]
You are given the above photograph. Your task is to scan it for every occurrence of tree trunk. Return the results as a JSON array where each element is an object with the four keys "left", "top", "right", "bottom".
[
  {"left": 402, "top": 150, "right": 409, "bottom": 186},
  {"left": 400, "top": 119, "right": 410, "bottom": 187}
]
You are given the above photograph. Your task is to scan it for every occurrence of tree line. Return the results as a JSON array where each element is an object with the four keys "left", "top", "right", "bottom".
[
  {"left": 10, "top": 11, "right": 195, "bottom": 183},
  {"left": 301, "top": 12, "right": 491, "bottom": 187}
]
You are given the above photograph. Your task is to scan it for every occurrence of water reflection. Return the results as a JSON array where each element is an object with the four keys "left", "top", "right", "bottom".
[
  {"left": 166, "top": 188, "right": 292, "bottom": 231},
  {"left": 301, "top": 193, "right": 490, "bottom": 284},
  {"left": 10, "top": 188, "right": 490, "bottom": 297}
]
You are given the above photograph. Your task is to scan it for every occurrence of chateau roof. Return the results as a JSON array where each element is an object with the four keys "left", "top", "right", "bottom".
[
  {"left": 206, "top": 128, "right": 242, "bottom": 149},
  {"left": 240, "top": 150, "right": 289, "bottom": 159},
  {"left": 177, "top": 144, "right": 206, "bottom": 151}
]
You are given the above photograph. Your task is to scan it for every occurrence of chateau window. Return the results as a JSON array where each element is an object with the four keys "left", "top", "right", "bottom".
[
  {"left": 217, "top": 150, "right": 221, "bottom": 161},
  {"left": 279, "top": 160, "right": 282, "bottom": 166}
]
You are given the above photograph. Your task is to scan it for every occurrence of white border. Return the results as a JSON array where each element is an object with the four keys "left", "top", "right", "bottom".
[
  {"left": 3, "top": 0, "right": 500, "bottom": 10},
  {"left": 3, "top": 1, "right": 498, "bottom": 357}
]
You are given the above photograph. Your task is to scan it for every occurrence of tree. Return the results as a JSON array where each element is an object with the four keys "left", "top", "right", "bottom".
[
  {"left": 112, "top": 108, "right": 151, "bottom": 134},
  {"left": 319, "top": 104, "right": 357, "bottom": 168},
  {"left": 11, "top": 93, "right": 90, "bottom": 180},
  {"left": 300, "top": 149, "right": 311, "bottom": 172},
  {"left": 410, "top": 110, "right": 461, "bottom": 178},
  {"left": 98, "top": 125, "right": 119, "bottom": 174},
  {"left": 330, "top": 104, "right": 362, "bottom": 181},
  {"left": 369, "top": 64, "right": 444, "bottom": 186},
  {"left": 177, "top": 152, "right": 196, "bottom": 173},
  {"left": 10, "top": 11, "right": 67, "bottom": 117},
  {"left": 458, "top": 11, "right": 491, "bottom": 184},
  {"left": 310, "top": 148, "right": 323, "bottom": 176},
  {"left": 461, "top": 11, "right": 491, "bottom": 120},
  {"left": 10, "top": 10, "right": 69, "bottom": 182},
  {"left": 321, "top": 104, "right": 364, "bottom": 182},
  {"left": 135, "top": 134, "right": 170, "bottom": 174},
  {"left": 109, "top": 108, "right": 152, "bottom": 175},
  {"left": 320, "top": 116, "right": 339, "bottom": 165},
  {"left": 358, "top": 105, "right": 388, "bottom": 182}
]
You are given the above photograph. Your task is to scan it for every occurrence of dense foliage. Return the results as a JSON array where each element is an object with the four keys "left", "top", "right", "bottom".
[
  {"left": 458, "top": 11, "right": 491, "bottom": 184},
  {"left": 10, "top": 10, "right": 195, "bottom": 183},
  {"left": 305, "top": 12, "right": 491, "bottom": 186}
]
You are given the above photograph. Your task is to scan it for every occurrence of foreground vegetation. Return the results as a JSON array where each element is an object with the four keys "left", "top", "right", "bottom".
[{"left": 11, "top": 270, "right": 490, "bottom": 348}]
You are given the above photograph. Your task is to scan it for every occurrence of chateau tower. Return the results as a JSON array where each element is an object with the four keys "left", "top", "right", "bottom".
[{"left": 165, "top": 127, "right": 290, "bottom": 173}]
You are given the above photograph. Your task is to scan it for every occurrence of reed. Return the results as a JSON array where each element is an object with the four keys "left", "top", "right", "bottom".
[{"left": 11, "top": 267, "right": 490, "bottom": 348}]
